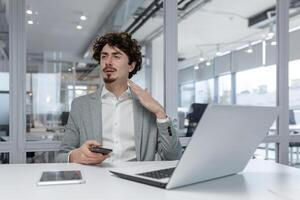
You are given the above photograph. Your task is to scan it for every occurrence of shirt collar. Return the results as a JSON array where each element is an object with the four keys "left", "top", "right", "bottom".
[{"left": 101, "top": 86, "right": 132, "bottom": 100}]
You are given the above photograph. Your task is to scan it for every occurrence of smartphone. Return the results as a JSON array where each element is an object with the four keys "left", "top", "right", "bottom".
[{"left": 89, "top": 145, "right": 112, "bottom": 155}]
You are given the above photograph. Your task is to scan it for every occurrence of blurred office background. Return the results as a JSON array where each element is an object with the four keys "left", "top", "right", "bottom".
[{"left": 1, "top": 0, "right": 300, "bottom": 167}]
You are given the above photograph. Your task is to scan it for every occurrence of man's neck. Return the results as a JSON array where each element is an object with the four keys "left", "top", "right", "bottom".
[{"left": 105, "top": 81, "right": 128, "bottom": 97}]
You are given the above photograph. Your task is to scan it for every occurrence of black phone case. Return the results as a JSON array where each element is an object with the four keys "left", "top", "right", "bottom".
[{"left": 89, "top": 146, "right": 112, "bottom": 155}]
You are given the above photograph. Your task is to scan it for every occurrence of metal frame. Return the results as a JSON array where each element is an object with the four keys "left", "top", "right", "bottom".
[
  {"left": 144, "top": 42, "right": 153, "bottom": 93},
  {"left": 8, "top": 0, "right": 26, "bottom": 163},
  {"left": 275, "top": 0, "right": 290, "bottom": 165},
  {"left": 164, "top": 0, "right": 178, "bottom": 120}
]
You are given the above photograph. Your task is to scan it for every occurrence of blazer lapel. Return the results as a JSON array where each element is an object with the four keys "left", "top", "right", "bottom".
[
  {"left": 131, "top": 91, "right": 144, "bottom": 161},
  {"left": 89, "top": 87, "right": 103, "bottom": 143}
]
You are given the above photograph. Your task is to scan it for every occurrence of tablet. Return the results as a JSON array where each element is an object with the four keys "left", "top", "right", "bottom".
[{"left": 37, "top": 170, "right": 85, "bottom": 186}]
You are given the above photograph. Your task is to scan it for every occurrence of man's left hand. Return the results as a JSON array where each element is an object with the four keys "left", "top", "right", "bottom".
[{"left": 128, "top": 80, "right": 167, "bottom": 119}]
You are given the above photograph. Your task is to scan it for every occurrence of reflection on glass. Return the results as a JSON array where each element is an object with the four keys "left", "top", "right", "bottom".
[
  {"left": 26, "top": 60, "right": 101, "bottom": 142},
  {"left": 195, "top": 79, "right": 214, "bottom": 103},
  {"left": 236, "top": 66, "right": 277, "bottom": 135},
  {"left": 0, "top": 1, "right": 9, "bottom": 142},
  {"left": 0, "top": 86, "right": 9, "bottom": 142},
  {"left": 289, "top": 59, "right": 300, "bottom": 129},
  {"left": 180, "top": 83, "right": 195, "bottom": 111},
  {"left": 218, "top": 75, "right": 231, "bottom": 104},
  {"left": 254, "top": 143, "right": 276, "bottom": 161},
  {"left": 236, "top": 66, "right": 276, "bottom": 106}
]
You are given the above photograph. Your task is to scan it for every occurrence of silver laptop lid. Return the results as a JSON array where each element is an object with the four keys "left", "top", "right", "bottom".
[{"left": 167, "top": 104, "right": 278, "bottom": 189}]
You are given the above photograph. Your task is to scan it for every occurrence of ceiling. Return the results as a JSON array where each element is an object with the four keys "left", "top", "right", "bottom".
[
  {"left": 14, "top": 0, "right": 300, "bottom": 69},
  {"left": 26, "top": 0, "right": 121, "bottom": 59},
  {"left": 177, "top": 0, "right": 276, "bottom": 59}
]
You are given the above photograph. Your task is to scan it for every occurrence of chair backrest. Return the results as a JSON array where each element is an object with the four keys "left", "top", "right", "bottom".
[
  {"left": 61, "top": 112, "right": 70, "bottom": 126},
  {"left": 186, "top": 103, "right": 208, "bottom": 137},
  {"left": 289, "top": 109, "right": 296, "bottom": 125}
]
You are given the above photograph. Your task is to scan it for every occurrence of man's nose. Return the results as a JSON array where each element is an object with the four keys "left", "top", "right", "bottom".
[{"left": 105, "top": 56, "right": 113, "bottom": 65}]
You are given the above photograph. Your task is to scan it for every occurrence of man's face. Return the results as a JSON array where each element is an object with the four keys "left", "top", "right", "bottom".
[{"left": 100, "top": 44, "right": 135, "bottom": 84}]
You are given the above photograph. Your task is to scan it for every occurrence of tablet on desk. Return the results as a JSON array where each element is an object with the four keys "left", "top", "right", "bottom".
[{"left": 37, "top": 170, "right": 85, "bottom": 186}]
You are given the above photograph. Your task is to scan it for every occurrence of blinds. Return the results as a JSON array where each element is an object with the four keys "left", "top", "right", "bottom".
[{"left": 179, "top": 29, "right": 300, "bottom": 85}]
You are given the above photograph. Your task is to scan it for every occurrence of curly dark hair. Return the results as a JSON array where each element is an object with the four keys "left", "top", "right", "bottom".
[{"left": 92, "top": 32, "right": 142, "bottom": 79}]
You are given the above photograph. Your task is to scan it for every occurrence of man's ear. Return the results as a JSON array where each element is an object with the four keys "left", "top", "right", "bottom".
[{"left": 129, "top": 62, "right": 136, "bottom": 72}]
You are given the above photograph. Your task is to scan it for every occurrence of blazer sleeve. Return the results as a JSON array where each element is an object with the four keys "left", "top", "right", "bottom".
[
  {"left": 55, "top": 99, "right": 81, "bottom": 163},
  {"left": 157, "top": 119, "right": 182, "bottom": 160}
]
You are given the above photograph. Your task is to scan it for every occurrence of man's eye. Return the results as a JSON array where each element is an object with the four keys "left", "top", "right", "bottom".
[{"left": 114, "top": 55, "right": 120, "bottom": 59}]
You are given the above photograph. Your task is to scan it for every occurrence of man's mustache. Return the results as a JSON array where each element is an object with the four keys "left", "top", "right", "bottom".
[{"left": 103, "top": 67, "right": 117, "bottom": 72}]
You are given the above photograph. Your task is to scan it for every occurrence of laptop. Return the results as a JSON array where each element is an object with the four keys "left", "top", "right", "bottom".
[{"left": 110, "top": 104, "right": 278, "bottom": 189}]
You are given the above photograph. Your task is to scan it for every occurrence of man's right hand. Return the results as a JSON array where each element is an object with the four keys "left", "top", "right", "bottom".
[{"left": 69, "top": 140, "right": 110, "bottom": 165}]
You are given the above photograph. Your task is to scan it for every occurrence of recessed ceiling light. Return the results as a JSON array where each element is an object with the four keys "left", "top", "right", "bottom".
[
  {"left": 215, "top": 44, "right": 222, "bottom": 56},
  {"left": 26, "top": 9, "right": 33, "bottom": 15},
  {"left": 206, "top": 60, "right": 211, "bottom": 66},
  {"left": 271, "top": 40, "right": 277, "bottom": 46},
  {"left": 80, "top": 15, "right": 87, "bottom": 21},
  {"left": 245, "top": 42, "right": 253, "bottom": 53},
  {"left": 194, "top": 65, "right": 199, "bottom": 70},
  {"left": 76, "top": 25, "right": 82, "bottom": 30},
  {"left": 245, "top": 48, "right": 253, "bottom": 53},
  {"left": 27, "top": 20, "right": 33, "bottom": 25}
]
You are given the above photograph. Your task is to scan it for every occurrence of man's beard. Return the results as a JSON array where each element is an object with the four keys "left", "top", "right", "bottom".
[
  {"left": 103, "top": 75, "right": 117, "bottom": 83},
  {"left": 102, "top": 67, "right": 117, "bottom": 83}
]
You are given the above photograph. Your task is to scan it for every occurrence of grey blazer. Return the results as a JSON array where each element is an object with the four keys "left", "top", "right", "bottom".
[{"left": 56, "top": 86, "right": 182, "bottom": 163}]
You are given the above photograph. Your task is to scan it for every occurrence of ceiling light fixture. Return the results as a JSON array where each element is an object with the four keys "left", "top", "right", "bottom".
[
  {"left": 266, "top": 23, "right": 275, "bottom": 40},
  {"left": 76, "top": 23, "right": 82, "bottom": 30},
  {"left": 80, "top": 15, "right": 87, "bottom": 21},
  {"left": 198, "top": 51, "right": 205, "bottom": 62},
  {"left": 245, "top": 42, "right": 253, "bottom": 53},
  {"left": 199, "top": 57, "right": 205, "bottom": 62},
  {"left": 26, "top": 9, "right": 33, "bottom": 15},
  {"left": 271, "top": 39, "right": 277, "bottom": 46},
  {"left": 27, "top": 20, "right": 33, "bottom": 25},
  {"left": 194, "top": 65, "right": 199, "bottom": 70},
  {"left": 216, "top": 44, "right": 222, "bottom": 56},
  {"left": 206, "top": 60, "right": 211, "bottom": 66}
]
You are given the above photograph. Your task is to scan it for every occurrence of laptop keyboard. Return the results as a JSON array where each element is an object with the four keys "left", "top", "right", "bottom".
[{"left": 137, "top": 168, "right": 175, "bottom": 179}]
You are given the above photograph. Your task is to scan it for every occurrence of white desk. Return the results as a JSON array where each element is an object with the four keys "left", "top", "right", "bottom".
[{"left": 1, "top": 159, "right": 300, "bottom": 200}]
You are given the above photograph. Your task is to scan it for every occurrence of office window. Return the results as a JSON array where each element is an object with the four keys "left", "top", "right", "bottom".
[
  {"left": 289, "top": 59, "right": 300, "bottom": 127},
  {"left": 0, "top": 86, "right": 9, "bottom": 142},
  {"left": 218, "top": 75, "right": 231, "bottom": 104},
  {"left": 0, "top": 0, "right": 9, "bottom": 144},
  {"left": 254, "top": 143, "right": 276, "bottom": 161},
  {"left": 236, "top": 66, "right": 276, "bottom": 106},
  {"left": 26, "top": 55, "right": 101, "bottom": 143},
  {"left": 289, "top": 142, "right": 300, "bottom": 168},
  {"left": 195, "top": 79, "right": 214, "bottom": 103},
  {"left": 180, "top": 83, "right": 195, "bottom": 110},
  {"left": 288, "top": 3, "right": 300, "bottom": 168}
]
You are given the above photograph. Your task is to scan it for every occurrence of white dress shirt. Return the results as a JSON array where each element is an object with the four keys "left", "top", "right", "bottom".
[
  {"left": 67, "top": 86, "right": 169, "bottom": 163},
  {"left": 101, "top": 86, "right": 136, "bottom": 164}
]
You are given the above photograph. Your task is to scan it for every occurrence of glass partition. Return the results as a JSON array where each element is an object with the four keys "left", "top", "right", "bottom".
[{"left": 0, "top": 1, "right": 9, "bottom": 143}]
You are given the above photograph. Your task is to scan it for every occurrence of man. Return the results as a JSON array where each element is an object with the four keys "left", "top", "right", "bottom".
[{"left": 56, "top": 32, "right": 182, "bottom": 164}]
